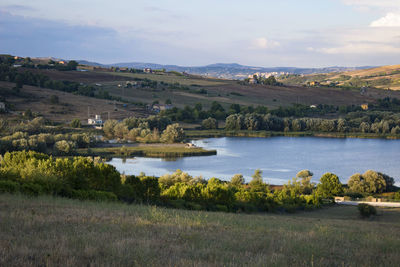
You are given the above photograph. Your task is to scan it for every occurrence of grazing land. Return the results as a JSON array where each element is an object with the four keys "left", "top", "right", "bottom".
[{"left": 1, "top": 194, "right": 399, "bottom": 267}]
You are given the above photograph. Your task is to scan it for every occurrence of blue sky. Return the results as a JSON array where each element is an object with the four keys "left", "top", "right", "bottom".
[{"left": 1, "top": 0, "right": 399, "bottom": 67}]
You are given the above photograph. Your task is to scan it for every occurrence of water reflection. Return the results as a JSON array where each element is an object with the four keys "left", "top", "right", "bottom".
[{"left": 108, "top": 137, "right": 400, "bottom": 185}]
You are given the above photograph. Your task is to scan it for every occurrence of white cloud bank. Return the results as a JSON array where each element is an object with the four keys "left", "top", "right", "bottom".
[{"left": 370, "top": 13, "right": 400, "bottom": 27}]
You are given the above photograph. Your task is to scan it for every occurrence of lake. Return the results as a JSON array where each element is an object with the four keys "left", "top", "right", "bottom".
[{"left": 108, "top": 137, "right": 400, "bottom": 185}]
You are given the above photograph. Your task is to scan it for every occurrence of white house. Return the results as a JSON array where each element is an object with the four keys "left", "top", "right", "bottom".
[
  {"left": 0, "top": 102, "right": 5, "bottom": 110},
  {"left": 143, "top": 68, "right": 153, "bottom": 73},
  {"left": 152, "top": 104, "right": 173, "bottom": 113},
  {"left": 88, "top": 114, "right": 103, "bottom": 126}
]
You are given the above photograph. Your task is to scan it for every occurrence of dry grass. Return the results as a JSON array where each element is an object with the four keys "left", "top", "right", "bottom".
[
  {"left": 1, "top": 194, "right": 399, "bottom": 266},
  {"left": 0, "top": 81, "right": 150, "bottom": 122}
]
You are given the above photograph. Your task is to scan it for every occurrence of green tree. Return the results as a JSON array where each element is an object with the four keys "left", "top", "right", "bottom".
[
  {"left": 249, "top": 169, "right": 269, "bottom": 192},
  {"left": 54, "top": 140, "right": 75, "bottom": 155},
  {"left": 161, "top": 123, "right": 185, "bottom": 143},
  {"left": 316, "top": 172, "right": 343, "bottom": 198},
  {"left": 231, "top": 174, "right": 245, "bottom": 187},
  {"left": 70, "top": 118, "right": 81, "bottom": 128},
  {"left": 202, "top": 117, "right": 218, "bottom": 129},
  {"left": 67, "top": 60, "right": 78, "bottom": 70},
  {"left": 348, "top": 170, "right": 388, "bottom": 195},
  {"left": 296, "top": 170, "right": 315, "bottom": 194},
  {"left": 103, "top": 120, "right": 118, "bottom": 138}
]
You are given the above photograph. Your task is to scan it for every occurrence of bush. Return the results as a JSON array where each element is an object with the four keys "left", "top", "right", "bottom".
[
  {"left": 358, "top": 203, "right": 377, "bottom": 218},
  {"left": 21, "top": 182, "right": 43, "bottom": 196},
  {"left": 70, "top": 118, "right": 81, "bottom": 128},
  {"left": 70, "top": 189, "right": 117, "bottom": 201},
  {"left": 0, "top": 180, "right": 20, "bottom": 193}
]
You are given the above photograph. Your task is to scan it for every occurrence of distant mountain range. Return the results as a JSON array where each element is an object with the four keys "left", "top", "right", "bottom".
[{"left": 77, "top": 60, "right": 374, "bottom": 79}]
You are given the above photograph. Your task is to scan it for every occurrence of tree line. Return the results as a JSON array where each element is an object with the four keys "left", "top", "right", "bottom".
[
  {"left": 224, "top": 112, "right": 400, "bottom": 134},
  {"left": 1, "top": 151, "right": 398, "bottom": 213},
  {"left": 103, "top": 116, "right": 185, "bottom": 143}
]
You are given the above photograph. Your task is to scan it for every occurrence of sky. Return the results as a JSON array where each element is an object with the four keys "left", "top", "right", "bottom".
[{"left": 0, "top": 0, "right": 400, "bottom": 67}]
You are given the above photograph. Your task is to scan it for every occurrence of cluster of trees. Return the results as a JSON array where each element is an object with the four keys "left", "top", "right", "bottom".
[
  {"left": 160, "top": 102, "right": 371, "bottom": 124},
  {"left": 103, "top": 116, "right": 185, "bottom": 143},
  {"left": 224, "top": 112, "right": 400, "bottom": 134},
  {"left": 0, "top": 151, "right": 398, "bottom": 212},
  {"left": 0, "top": 131, "right": 95, "bottom": 155},
  {"left": 347, "top": 170, "right": 395, "bottom": 196},
  {"left": 244, "top": 75, "right": 282, "bottom": 86},
  {"left": 161, "top": 102, "right": 227, "bottom": 122},
  {"left": 32, "top": 60, "right": 79, "bottom": 71},
  {"left": 0, "top": 151, "right": 323, "bottom": 212}
]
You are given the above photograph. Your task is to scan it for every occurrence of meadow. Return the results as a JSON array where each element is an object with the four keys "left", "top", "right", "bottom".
[{"left": 1, "top": 194, "right": 399, "bottom": 266}]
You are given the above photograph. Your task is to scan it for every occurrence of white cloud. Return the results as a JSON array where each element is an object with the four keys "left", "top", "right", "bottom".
[
  {"left": 251, "top": 37, "right": 280, "bottom": 49},
  {"left": 320, "top": 43, "right": 400, "bottom": 54},
  {"left": 314, "top": 27, "right": 400, "bottom": 55},
  {"left": 370, "top": 13, "right": 400, "bottom": 27}
]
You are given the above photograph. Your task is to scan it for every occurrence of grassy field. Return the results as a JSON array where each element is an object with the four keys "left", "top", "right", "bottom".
[
  {"left": 0, "top": 81, "right": 150, "bottom": 122},
  {"left": 1, "top": 194, "right": 399, "bottom": 266},
  {"left": 77, "top": 144, "right": 217, "bottom": 158}
]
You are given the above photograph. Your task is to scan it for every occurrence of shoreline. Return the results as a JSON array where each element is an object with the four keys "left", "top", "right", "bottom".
[{"left": 185, "top": 129, "right": 400, "bottom": 140}]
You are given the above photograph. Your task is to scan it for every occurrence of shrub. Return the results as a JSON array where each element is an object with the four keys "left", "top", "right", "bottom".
[
  {"left": 0, "top": 180, "right": 20, "bottom": 193},
  {"left": 70, "top": 118, "right": 81, "bottom": 128},
  {"left": 70, "top": 189, "right": 117, "bottom": 201},
  {"left": 358, "top": 203, "right": 377, "bottom": 218},
  {"left": 21, "top": 182, "right": 43, "bottom": 196}
]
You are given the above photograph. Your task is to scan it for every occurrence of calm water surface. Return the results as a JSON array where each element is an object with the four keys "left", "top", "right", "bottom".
[{"left": 108, "top": 137, "right": 400, "bottom": 185}]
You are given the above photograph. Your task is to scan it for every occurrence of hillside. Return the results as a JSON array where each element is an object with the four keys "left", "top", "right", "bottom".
[
  {"left": 75, "top": 59, "right": 372, "bottom": 80},
  {"left": 1, "top": 194, "right": 399, "bottom": 266},
  {"left": 3, "top": 65, "right": 400, "bottom": 123},
  {"left": 19, "top": 67, "right": 400, "bottom": 108},
  {"left": 280, "top": 65, "right": 400, "bottom": 90},
  {"left": 0, "top": 81, "right": 149, "bottom": 122}
]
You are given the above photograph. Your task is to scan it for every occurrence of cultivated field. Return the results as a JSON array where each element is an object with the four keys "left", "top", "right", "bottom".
[
  {"left": 95, "top": 72, "right": 400, "bottom": 109},
  {"left": 282, "top": 65, "right": 400, "bottom": 90},
  {"left": 5, "top": 68, "right": 400, "bottom": 121},
  {"left": 0, "top": 81, "right": 149, "bottom": 122},
  {"left": 1, "top": 194, "right": 399, "bottom": 266}
]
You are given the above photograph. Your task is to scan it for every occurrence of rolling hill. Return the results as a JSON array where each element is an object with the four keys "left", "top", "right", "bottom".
[
  {"left": 75, "top": 59, "right": 372, "bottom": 80},
  {"left": 280, "top": 65, "right": 400, "bottom": 90}
]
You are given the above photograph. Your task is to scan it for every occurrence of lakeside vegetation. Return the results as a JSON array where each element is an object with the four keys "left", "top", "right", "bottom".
[
  {"left": 1, "top": 151, "right": 398, "bottom": 214},
  {"left": 1, "top": 193, "right": 400, "bottom": 266},
  {"left": 77, "top": 145, "right": 216, "bottom": 158}
]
